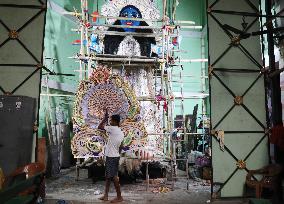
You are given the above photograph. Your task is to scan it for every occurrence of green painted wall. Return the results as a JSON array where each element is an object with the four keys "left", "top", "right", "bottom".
[
  {"left": 39, "top": 0, "right": 208, "bottom": 136},
  {"left": 173, "top": 0, "right": 208, "bottom": 117},
  {"left": 38, "top": 5, "right": 79, "bottom": 136}
]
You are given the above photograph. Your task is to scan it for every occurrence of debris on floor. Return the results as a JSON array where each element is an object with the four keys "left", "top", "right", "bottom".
[
  {"left": 45, "top": 167, "right": 211, "bottom": 204},
  {"left": 152, "top": 186, "right": 170, "bottom": 193}
]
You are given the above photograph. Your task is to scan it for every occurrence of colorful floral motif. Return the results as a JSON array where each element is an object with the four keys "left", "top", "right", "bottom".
[{"left": 72, "top": 66, "right": 147, "bottom": 158}]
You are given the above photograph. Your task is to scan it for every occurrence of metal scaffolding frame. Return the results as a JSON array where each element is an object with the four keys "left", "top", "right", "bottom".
[{"left": 67, "top": 0, "right": 209, "bottom": 191}]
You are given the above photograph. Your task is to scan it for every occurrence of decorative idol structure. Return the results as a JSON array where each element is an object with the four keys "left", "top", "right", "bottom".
[
  {"left": 71, "top": 1, "right": 165, "bottom": 159},
  {"left": 72, "top": 66, "right": 149, "bottom": 158},
  {"left": 100, "top": 1, "right": 164, "bottom": 149},
  {"left": 71, "top": 65, "right": 164, "bottom": 158},
  {"left": 101, "top": 0, "right": 160, "bottom": 57}
]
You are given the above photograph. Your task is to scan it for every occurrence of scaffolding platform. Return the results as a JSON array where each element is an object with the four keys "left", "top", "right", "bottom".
[{"left": 93, "top": 54, "right": 161, "bottom": 66}]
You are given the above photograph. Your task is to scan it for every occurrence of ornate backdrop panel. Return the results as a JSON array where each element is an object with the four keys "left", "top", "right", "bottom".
[{"left": 72, "top": 65, "right": 163, "bottom": 158}]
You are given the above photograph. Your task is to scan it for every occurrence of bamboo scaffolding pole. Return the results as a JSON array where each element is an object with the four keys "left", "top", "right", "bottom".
[
  {"left": 174, "top": 25, "right": 202, "bottom": 29},
  {"left": 147, "top": 132, "right": 205, "bottom": 136},
  {"left": 160, "top": 74, "right": 207, "bottom": 78},
  {"left": 79, "top": 23, "right": 84, "bottom": 80},
  {"left": 168, "top": 67, "right": 174, "bottom": 133},
  {"left": 92, "top": 24, "right": 161, "bottom": 29},
  {"left": 163, "top": 0, "right": 175, "bottom": 189},
  {"left": 171, "top": 50, "right": 188, "bottom": 53},
  {"left": 79, "top": 0, "right": 86, "bottom": 80},
  {"left": 71, "top": 28, "right": 167, "bottom": 37},
  {"left": 172, "top": 0, "right": 177, "bottom": 20},
  {"left": 66, "top": 11, "right": 163, "bottom": 22},
  {"left": 40, "top": 93, "right": 208, "bottom": 100},
  {"left": 201, "top": 37, "right": 206, "bottom": 93},
  {"left": 172, "top": 22, "right": 189, "bottom": 189},
  {"left": 74, "top": 69, "right": 88, "bottom": 72},
  {"left": 137, "top": 94, "right": 209, "bottom": 100},
  {"left": 70, "top": 56, "right": 159, "bottom": 62},
  {"left": 91, "top": 24, "right": 201, "bottom": 29},
  {"left": 171, "top": 74, "right": 208, "bottom": 78},
  {"left": 174, "top": 59, "right": 208, "bottom": 63},
  {"left": 201, "top": 35, "right": 207, "bottom": 153},
  {"left": 71, "top": 25, "right": 202, "bottom": 32},
  {"left": 84, "top": 0, "right": 91, "bottom": 79},
  {"left": 77, "top": 27, "right": 191, "bottom": 37},
  {"left": 41, "top": 93, "right": 75, "bottom": 97},
  {"left": 99, "top": 63, "right": 156, "bottom": 67},
  {"left": 165, "top": 10, "right": 171, "bottom": 134},
  {"left": 162, "top": 0, "right": 169, "bottom": 159},
  {"left": 175, "top": 96, "right": 209, "bottom": 99},
  {"left": 64, "top": 11, "right": 196, "bottom": 25},
  {"left": 173, "top": 20, "right": 195, "bottom": 24},
  {"left": 69, "top": 56, "right": 208, "bottom": 63},
  {"left": 170, "top": 80, "right": 203, "bottom": 83},
  {"left": 148, "top": 133, "right": 170, "bottom": 135}
]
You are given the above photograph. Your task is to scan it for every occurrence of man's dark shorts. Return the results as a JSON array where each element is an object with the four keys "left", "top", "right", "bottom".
[{"left": 105, "top": 156, "right": 120, "bottom": 178}]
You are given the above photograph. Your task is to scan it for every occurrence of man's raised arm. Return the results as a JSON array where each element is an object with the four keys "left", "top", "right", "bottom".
[{"left": 98, "top": 109, "right": 108, "bottom": 130}]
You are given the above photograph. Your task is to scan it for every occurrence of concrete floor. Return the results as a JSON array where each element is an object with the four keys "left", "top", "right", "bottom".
[{"left": 45, "top": 167, "right": 248, "bottom": 204}]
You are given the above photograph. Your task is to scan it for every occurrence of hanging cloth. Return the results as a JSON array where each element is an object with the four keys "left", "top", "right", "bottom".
[{"left": 217, "top": 130, "right": 225, "bottom": 151}]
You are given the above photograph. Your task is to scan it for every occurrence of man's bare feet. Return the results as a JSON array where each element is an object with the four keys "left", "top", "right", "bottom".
[
  {"left": 110, "top": 197, "right": 123, "bottom": 203},
  {"left": 99, "top": 195, "right": 108, "bottom": 201}
]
